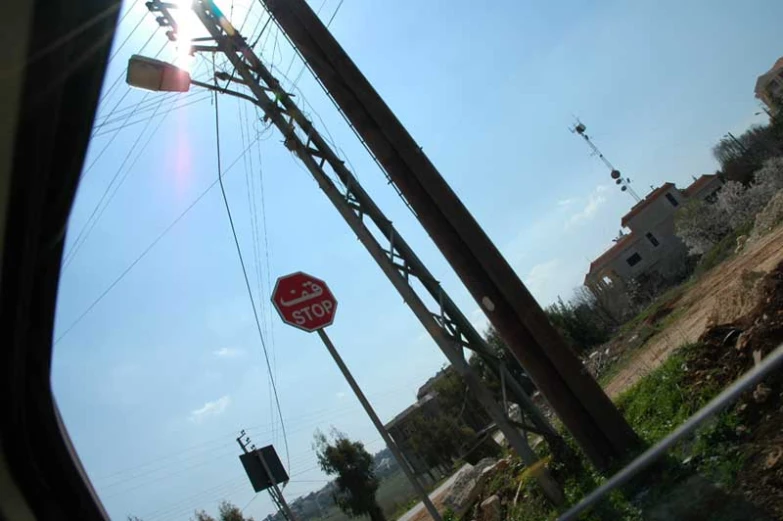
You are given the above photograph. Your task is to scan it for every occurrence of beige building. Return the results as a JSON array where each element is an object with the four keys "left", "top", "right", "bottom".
[
  {"left": 584, "top": 175, "right": 723, "bottom": 319},
  {"left": 755, "top": 57, "right": 783, "bottom": 113}
]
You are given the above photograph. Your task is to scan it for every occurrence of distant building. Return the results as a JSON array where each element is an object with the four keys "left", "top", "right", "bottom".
[
  {"left": 584, "top": 175, "right": 723, "bottom": 320},
  {"left": 385, "top": 393, "right": 441, "bottom": 477},
  {"left": 755, "top": 57, "right": 783, "bottom": 113},
  {"left": 384, "top": 366, "right": 490, "bottom": 479}
]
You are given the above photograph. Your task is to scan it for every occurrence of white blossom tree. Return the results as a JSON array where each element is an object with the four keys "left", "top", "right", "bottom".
[{"left": 675, "top": 157, "right": 783, "bottom": 254}]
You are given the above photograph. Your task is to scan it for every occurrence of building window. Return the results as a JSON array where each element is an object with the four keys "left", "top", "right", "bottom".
[
  {"left": 626, "top": 252, "right": 642, "bottom": 267},
  {"left": 665, "top": 193, "right": 679, "bottom": 207},
  {"left": 646, "top": 232, "right": 660, "bottom": 247}
]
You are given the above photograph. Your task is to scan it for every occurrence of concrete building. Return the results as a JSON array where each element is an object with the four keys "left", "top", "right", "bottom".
[
  {"left": 755, "top": 57, "right": 783, "bottom": 114},
  {"left": 584, "top": 175, "right": 723, "bottom": 320},
  {"left": 385, "top": 366, "right": 491, "bottom": 478}
]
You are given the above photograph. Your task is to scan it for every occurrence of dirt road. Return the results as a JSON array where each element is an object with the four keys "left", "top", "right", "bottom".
[{"left": 603, "top": 225, "right": 783, "bottom": 398}]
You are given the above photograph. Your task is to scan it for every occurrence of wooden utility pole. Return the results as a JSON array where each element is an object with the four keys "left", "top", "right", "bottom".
[{"left": 261, "top": 0, "right": 640, "bottom": 469}]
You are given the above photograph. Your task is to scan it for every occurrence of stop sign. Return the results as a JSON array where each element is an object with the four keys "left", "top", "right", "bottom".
[{"left": 271, "top": 272, "right": 337, "bottom": 332}]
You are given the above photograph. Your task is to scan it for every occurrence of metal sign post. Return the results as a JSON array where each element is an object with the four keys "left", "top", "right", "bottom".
[{"left": 271, "top": 273, "right": 443, "bottom": 521}]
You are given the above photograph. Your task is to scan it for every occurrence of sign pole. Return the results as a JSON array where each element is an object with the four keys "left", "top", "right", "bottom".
[{"left": 316, "top": 329, "right": 443, "bottom": 521}]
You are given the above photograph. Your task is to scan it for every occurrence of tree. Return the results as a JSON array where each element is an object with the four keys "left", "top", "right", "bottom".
[
  {"left": 675, "top": 198, "right": 732, "bottom": 255},
  {"left": 712, "top": 124, "right": 781, "bottom": 184},
  {"left": 314, "top": 430, "right": 385, "bottom": 521},
  {"left": 405, "top": 413, "right": 474, "bottom": 471},
  {"left": 544, "top": 296, "right": 611, "bottom": 353},
  {"left": 217, "top": 501, "right": 255, "bottom": 521},
  {"left": 676, "top": 157, "right": 783, "bottom": 255},
  {"left": 190, "top": 501, "right": 254, "bottom": 521}
]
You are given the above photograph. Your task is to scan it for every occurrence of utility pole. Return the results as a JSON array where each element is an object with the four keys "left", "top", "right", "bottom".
[
  {"left": 259, "top": 0, "right": 641, "bottom": 469},
  {"left": 237, "top": 432, "right": 298, "bottom": 521},
  {"left": 137, "top": 0, "right": 562, "bottom": 502}
]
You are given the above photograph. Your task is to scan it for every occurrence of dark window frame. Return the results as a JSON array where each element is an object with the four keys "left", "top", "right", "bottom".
[
  {"left": 665, "top": 193, "right": 679, "bottom": 207},
  {"left": 646, "top": 232, "right": 660, "bottom": 247},
  {"left": 626, "top": 252, "right": 642, "bottom": 267}
]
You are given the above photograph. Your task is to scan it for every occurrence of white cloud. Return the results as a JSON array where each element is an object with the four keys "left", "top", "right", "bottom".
[
  {"left": 565, "top": 185, "right": 609, "bottom": 229},
  {"left": 557, "top": 198, "right": 575, "bottom": 207},
  {"left": 336, "top": 391, "right": 347, "bottom": 400},
  {"left": 213, "top": 347, "right": 243, "bottom": 358},
  {"left": 523, "top": 259, "right": 563, "bottom": 304},
  {"left": 189, "top": 395, "right": 231, "bottom": 423}
]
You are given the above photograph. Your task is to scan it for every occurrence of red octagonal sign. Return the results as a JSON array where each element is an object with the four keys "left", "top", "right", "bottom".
[{"left": 271, "top": 272, "right": 337, "bottom": 332}]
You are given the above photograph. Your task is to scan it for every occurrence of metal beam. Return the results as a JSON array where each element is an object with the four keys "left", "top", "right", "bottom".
[{"left": 261, "top": 0, "right": 640, "bottom": 469}]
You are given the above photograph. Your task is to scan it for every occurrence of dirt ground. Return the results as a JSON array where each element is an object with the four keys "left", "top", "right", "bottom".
[{"left": 603, "top": 224, "right": 783, "bottom": 398}]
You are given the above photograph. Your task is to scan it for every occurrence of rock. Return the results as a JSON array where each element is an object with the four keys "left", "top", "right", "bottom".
[
  {"left": 441, "top": 459, "right": 497, "bottom": 516},
  {"left": 764, "top": 448, "right": 783, "bottom": 470},
  {"left": 735, "top": 331, "right": 751, "bottom": 351},
  {"left": 753, "top": 383, "right": 772, "bottom": 403},
  {"left": 478, "top": 495, "right": 501, "bottom": 521},
  {"left": 735, "top": 235, "right": 748, "bottom": 253}
]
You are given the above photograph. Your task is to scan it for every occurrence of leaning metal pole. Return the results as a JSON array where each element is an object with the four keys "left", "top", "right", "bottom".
[{"left": 261, "top": 0, "right": 640, "bottom": 469}]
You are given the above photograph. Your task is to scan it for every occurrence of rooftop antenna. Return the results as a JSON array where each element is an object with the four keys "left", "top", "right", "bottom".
[{"left": 570, "top": 119, "right": 641, "bottom": 202}]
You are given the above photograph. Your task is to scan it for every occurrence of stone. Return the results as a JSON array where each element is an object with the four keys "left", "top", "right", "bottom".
[
  {"left": 478, "top": 495, "right": 501, "bottom": 521},
  {"left": 753, "top": 383, "right": 772, "bottom": 403},
  {"left": 735, "top": 235, "right": 748, "bottom": 253},
  {"left": 764, "top": 448, "right": 782, "bottom": 470},
  {"left": 441, "top": 459, "right": 497, "bottom": 516}
]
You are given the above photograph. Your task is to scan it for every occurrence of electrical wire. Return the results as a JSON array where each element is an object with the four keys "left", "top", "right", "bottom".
[
  {"left": 82, "top": 33, "right": 164, "bottom": 182},
  {"left": 91, "top": 92, "right": 213, "bottom": 137},
  {"left": 139, "top": 476, "right": 249, "bottom": 521},
  {"left": 241, "top": 493, "right": 260, "bottom": 513},
  {"left": 107, "top": 9, "right": 147, "bottom": 64},
  {"left": 213, "top": 84, "right": 291, "bottom": 472},
  {"left": 54, "top": 134, "right": 263, "bottom": 345},
  {"left": 93, "top": 89, "right": 201, "bottom": 130},
  {"left": 63, "top": 93, "right": 169, "bottom": 270}
]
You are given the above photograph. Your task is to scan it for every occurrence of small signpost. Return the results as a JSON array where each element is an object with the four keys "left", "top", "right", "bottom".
[{"left": 271, "top": 272, "right": 443, "bottom": 521}]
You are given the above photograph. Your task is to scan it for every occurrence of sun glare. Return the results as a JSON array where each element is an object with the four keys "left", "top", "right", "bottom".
[{"left": 172, "top": 0, "right": 198, "bottom": 71}]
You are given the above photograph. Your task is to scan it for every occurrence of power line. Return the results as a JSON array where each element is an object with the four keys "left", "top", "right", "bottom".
[
  {"left": 81, "top": 32, "right": 164, "bottom": 183},
  {"left": 241, "top": 493, "right": 260, "bottom": 513},
  {"left": 54, "top": 133, "right": 263, "bottom": 344},
  {"left": 213, "top": 85, "right": 291, "bottom": 472},
  {"left": 92, "top": 89, "right": 201, "bottom": 130},
  {"left": 108, "top": 9, "right": 147, "bottom": 64},
  {"left": 140, "top": 476, "right": 249, "bottom": 521},
  {"left": 63, "top": 92, "right": 166, "bottom": 270},
  {"left": 91, "top": 92, "right": 212, "bottom": 137}
]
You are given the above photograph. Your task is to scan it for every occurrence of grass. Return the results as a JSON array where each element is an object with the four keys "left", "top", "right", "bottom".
[
  {"left": 694, "top": 221, "right": 754, "bottom": 278},
  {"left": 614, "top": 344, "right": 711, "bottom": 443},
  {"left": 493, "top": 342, "right": 746, "bottom": 520}
]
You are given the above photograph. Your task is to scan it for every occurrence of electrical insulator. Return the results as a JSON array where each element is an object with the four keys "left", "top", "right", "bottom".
[{"left": 610, "top": 169, "right": 621, "bottom": 179}]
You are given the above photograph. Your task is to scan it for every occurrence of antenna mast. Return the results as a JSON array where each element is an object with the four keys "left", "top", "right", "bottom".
[{"left": 571, "top": 120, "right": 641, "bottom": 202}]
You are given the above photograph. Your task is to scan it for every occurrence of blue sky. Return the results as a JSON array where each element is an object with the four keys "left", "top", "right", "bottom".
[{"left": 52, "top": 0, "right": 781, "bottom": 519}]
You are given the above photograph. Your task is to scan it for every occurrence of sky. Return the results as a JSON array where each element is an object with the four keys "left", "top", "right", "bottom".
[{"left": 51, "top": 0, "right": 782, "bottom": 520}]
